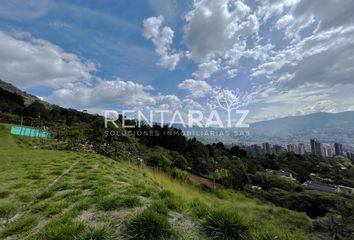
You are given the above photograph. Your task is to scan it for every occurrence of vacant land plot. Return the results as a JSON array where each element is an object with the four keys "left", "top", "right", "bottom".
[{"left": 0, "top": 124, "right": 316, "bottom": 239}]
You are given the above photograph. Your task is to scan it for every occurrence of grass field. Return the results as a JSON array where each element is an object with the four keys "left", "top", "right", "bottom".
[{"left": 0, "top": 124, "right": 318, "bottom": 239}]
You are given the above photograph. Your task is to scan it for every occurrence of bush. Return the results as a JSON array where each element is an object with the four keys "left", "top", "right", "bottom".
[
  {"left": 1, "top": 216, "right": 38, "bottom": 237},
  {"left": 124, "top": 209, "right": 173, "bottom": 240},
  {"left": 96, "top": 195, "right": 141, "bottom": 211},
  {"left": 78, "top": 225, "right": 117, "bottom": 240},
  {"left": 0, "top": 191, "right": 10, "bottom": 199},
  {"left": 203, "top": 209, "right": 249, "bottom": 240},
  {"left": 190, "top": 200, "right": 210, "bottom": 219},
  {"left": 0, "top": 203, "right": 16, "bottom": 218},
  {"left": 120, "top": 196, "right": 142, "bottom": 208},
  {"left": 146, "top": 148, "right": 172, "bottom": 170},
  {"left": 36, "top": 220, "right": 86, "bottom": 240},
  {"left": 169, "top": 167, "right": 190, "bottom": 182},
  {"left": 149, "top": 201, "right": 169, "bottom": 216}
]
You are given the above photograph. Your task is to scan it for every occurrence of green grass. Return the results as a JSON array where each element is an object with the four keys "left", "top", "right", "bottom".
[
  {"left": 0, "top": 124, "right": 318, "bottom": 240},
  {"left": 203, "top": 209, "right": 249, "bottom": 240},
  {"left": 124, "top": 208, "right": 174, "bottom": 240}
]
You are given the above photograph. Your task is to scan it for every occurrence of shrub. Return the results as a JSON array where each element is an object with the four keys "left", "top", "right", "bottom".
[
  {"left": 97, "top": 195, "right": 141, "bottom": 211},
  {"left": 125, "top": 209, "right": 173, "bottom": 240},
  {"left": 203, "top": 209, "right": 249, "bottom": 240},
  {"left": 169, "top": 167, "right": 190, "bottom": 182},
  {"left": 0, "top": 203, "right": 16, "bottom": 218},
  {"left": 149, "top": 201, "right": 169, "bottom": 216},
  {"left": 37, "top": 190, "right": 53, "bottom": 200},
  {"left": 163, "top": 196, "right": 184, "bottom": 212},
  {"left": 96, "top": 196, "right": 121, "bottom": 211},
  {"left": 0, "top": 191, "right": 10, "bottom": 199},
  {"left": 78, "top": 225, "right": 117, "bottom": 240},
  {"left": 1, "top": 216, "right": 38, "bottom": 237},
  {"left": 190, "top": 200, "right": 210, "bottom": 219},
  {"left": 120, "top": 196, "right": 142, "bottom": 208},
  {"left": 159, "top": 190, "right": 174, "bottom": 199},
  {"left": 36, "top": 220, "right": 86, "bottom": 240}
]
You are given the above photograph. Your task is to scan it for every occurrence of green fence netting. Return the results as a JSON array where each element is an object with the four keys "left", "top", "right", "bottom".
[{"left": 10, "top": 125, "right": 50, "bottom": 138}]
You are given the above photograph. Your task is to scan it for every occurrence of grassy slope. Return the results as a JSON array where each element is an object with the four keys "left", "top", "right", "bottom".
[{"left": 0, "top": 124, "right": 317, "bottom": 239}]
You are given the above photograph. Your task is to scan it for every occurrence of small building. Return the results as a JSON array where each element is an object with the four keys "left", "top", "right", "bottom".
[
  {"left": 266, "top": 169, "right": 296, "bottom": 181},
  {"left": 302, "top": 181, "right": 340, "bottom": 193}
]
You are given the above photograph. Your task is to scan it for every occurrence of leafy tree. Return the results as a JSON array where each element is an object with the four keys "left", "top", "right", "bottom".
[{"left": 230, "top": 145, "right": 247, "bottom": 158}]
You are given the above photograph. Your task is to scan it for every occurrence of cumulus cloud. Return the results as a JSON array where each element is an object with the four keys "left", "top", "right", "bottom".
[
  {"left": 182, "top": 0, "right": 271, "bottom": 80},
  {"left": 0, "top": 31, "right": 97, "bottom": 89},
  {"left": 46, "top": 79, "right": 155, "bottom": 108},
  {"left": 143, "top": 15, "right": 182, "bottom": 70},
  {"left": 192, "top": 60, "right": 220, "bottom": 79},
  {"left": 253, "top": 24, "right": 354, "bottom": 87},
  {"left": 155, "top": 94, "right": 182, "bottom": 111},
  {"left": 178, "top": 79, "right": 212, "bottom": 98},
  {"left": 183, "top": 0, "right": 254, "bottom": 61}
]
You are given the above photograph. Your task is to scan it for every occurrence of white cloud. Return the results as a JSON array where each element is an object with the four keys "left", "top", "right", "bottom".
[
  {"left": 143, "top": 15, "right": 182, "bottom": 70},
  {"left": 0, "top": 0, "right": 54, "bottom": 21},
  {"left": 192, "top": 60, "right": 220, "bottom": 79},
  {"left": 178, "top": 79, "right": 212, "bottom": 98},
  {"left": 46, "top": 79, "right": 155, "bottom": 108},
  {"left": 252, "top": 26, "right": 354, "bottom": 87},
  {"left": 182, "top": 0, "right": 271, "bottom": 80},
  {"left": 183, "top": 0, "right": 252, "bottom": 61},
  {"left": 0, "top": 31, "right": 97, "bottom": 89},
  {"left": 248, "top": 83, "right": 354, "bottom": 122},
  {"left": 155, "top": 94, "right": 182, "bottom": 111}
]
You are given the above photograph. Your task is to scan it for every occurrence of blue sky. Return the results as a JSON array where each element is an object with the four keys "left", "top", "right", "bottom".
[{"left": 1, "top": 0, "right": 354, "bottom": 123}]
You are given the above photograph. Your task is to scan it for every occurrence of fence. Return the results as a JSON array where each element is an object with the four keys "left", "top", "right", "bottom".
[{"left": 10, "top": 125, "right": 50, "bottom": 139}]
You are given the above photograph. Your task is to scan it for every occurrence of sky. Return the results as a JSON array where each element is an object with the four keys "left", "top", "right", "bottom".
[{"left": 0, "top": 0, "right": 354, "bottom": 124}]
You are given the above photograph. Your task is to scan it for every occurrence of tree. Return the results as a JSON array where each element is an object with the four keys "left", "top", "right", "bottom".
[
  {"left": 230, "top": 145, "right": 247, "bottom": 158},
  {"left": 211, "top": 88, "right": 250, "bottom": 128}
]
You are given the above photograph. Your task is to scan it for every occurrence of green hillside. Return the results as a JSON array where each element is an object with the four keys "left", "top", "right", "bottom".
[{"left": 0, "top": 124, "right": 316, "bottom": 240}]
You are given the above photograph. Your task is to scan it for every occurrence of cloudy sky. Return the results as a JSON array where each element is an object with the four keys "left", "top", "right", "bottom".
[{"left": 0, "top": 0, "right": 354, "bottom": 123}]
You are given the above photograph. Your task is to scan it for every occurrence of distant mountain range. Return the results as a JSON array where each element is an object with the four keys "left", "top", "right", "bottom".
[{"left": 182, "top": 112, "right": 354, "bottom": 148}]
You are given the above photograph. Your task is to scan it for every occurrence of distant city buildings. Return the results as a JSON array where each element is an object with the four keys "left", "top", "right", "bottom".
[
  {"left": 334, "top": 143, "right": 344, "bottom": 156},
  {"left": 248, "top": 139, "right": 352, "bottom": 160},
  {"left": 310, "top": 138, "right": 327, "bottom": 156},
  {"left": 273, "top": 144, "right": 286, "bottom": 154},
  {"left": 250, "top": 144, "right": 263, "bottom": 157},
  {"left": 262, "top": 142, "right": 272, "bottom": 154},
  {"left": 287, "top": 144, "right": 298, "bottom": 154},
  {"left": 298, "top": 143, "right": 306, "bottom": 155},
  {"left": 346, "top": 152, "right": 354, "bottom": 163}
]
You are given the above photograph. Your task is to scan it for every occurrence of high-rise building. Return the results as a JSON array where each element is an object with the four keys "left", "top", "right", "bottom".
[
  {"left": 310, "top": 138, "right": 323, "bottom": 156},
  {"left": 251, "top": 144, "right": 263, "bottom": 157},
  {"left": 298, "top": 143, "right": 306, "bottom": 155},
  {"left": 273, "top": 144, "right": 285, "bottom": 154},
  {"left": 287, "top": 144, "right": 298, "bottom": 154},
  {"left": 326, "top": 148, "right": 333, "bottom": 157},
  {"left": 334, "top": 143, "right": 344, "bottom": 156},
  {"left": 320, "top": 143, "right": 326, "bottom": 157},
  {"left": 346, "top": 152, "right": 354, "bottom": 163},
  {"left": 262, "top": 142, "right": 272, "bottom": 155}
]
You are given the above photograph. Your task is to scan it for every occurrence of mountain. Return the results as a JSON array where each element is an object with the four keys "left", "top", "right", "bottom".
[
  {"left": 246, "top": 112, "right": 354, "bottom": 145},
  {"left": 0, "top": 79, "right": 44, "bottom": 106},
  {"left": 177, "top": 112, "right": 354, "bottom": 147}
]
